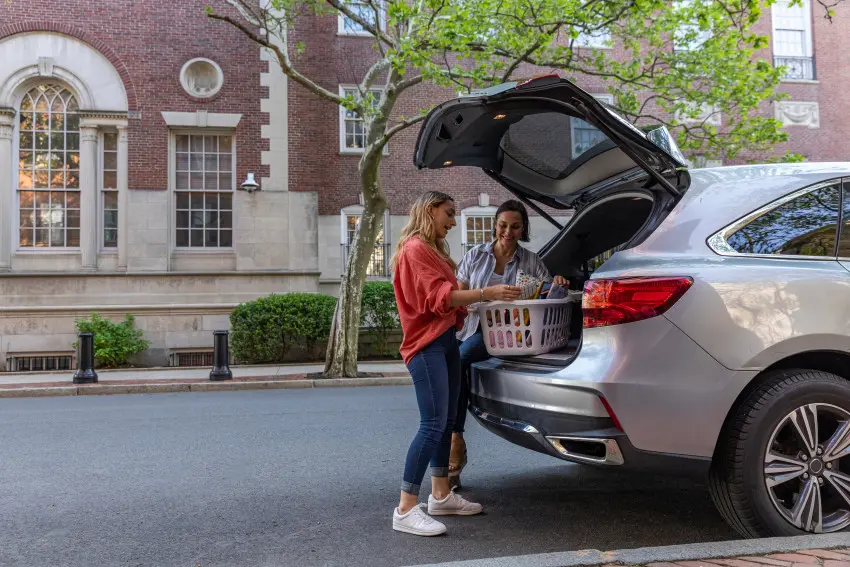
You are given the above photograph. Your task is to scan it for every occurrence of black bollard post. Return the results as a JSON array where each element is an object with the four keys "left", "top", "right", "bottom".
[
  {"left": 73, "top": 332, "right": 98, "bottom": 384},
  {"left": 209, "top": 330, "right": 233, "bottom": 381}
]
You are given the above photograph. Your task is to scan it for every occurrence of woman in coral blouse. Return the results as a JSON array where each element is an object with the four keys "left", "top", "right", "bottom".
[{"left": 390, "top": 190, "right": 521, "bottom": 537}]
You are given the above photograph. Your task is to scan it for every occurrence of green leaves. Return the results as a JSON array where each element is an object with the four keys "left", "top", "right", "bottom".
[
  {"left": 230, "top": 293, "right": 338, "bottom": 363},
  {"left": 360, "top": 282, "right": 401, "bottom": 357},
  {"left": 73, "top": 313, "right": 150, "bottom": 368}
]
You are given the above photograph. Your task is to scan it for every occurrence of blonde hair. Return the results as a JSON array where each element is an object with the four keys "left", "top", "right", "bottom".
[{"left": 390, "top": 191, "right": 457, "bottom": 273}]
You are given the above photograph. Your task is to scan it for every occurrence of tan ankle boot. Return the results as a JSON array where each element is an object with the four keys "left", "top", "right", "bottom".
[{"left": 448, "top": 434, "right": 467, "bottom": 488}]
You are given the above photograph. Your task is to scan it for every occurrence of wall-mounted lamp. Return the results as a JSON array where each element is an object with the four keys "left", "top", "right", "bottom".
[{"left": 240, "top": 172, "right": 260, "bottom": 193}]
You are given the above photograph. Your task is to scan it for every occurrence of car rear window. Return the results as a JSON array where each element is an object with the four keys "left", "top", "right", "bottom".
[{"left": 500, "top": 112, "right": 614, "bottom": 179}]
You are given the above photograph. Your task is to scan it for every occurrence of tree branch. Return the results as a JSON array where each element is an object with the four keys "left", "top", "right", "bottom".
[
  {"left": 379, "top": 114, "right": 427, "bottom": 147},
  {"left": 397, "top": 74, "right": 424, "bottom": 92},
  {"left": 502, "top": 39, "right": 545, "bottom": 82},
  {"left": 324, "top": 0, "right": 396, "bottom": 48},
  {"left": 360, "top": 59, "right": 391, "bottom": 94},
  {"left": 209, "top": 6, "right": 345, "bottom": 107}
]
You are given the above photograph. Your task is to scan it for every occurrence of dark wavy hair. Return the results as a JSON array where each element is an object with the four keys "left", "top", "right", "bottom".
[{"left": 492, "top": 200, "right": 530, "bottom": 242}]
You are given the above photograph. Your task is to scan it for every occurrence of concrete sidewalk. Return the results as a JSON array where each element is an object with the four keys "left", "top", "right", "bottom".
[{"left": 0, "top": 360, "right": 412, "bottom": 398}]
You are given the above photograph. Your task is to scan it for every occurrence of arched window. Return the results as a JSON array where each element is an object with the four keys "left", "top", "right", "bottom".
[{"left": 17, "top": 84, "right": 80, "bottom": 248}]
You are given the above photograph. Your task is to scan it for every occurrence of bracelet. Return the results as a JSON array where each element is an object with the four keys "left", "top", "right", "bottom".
[{"left": 479, "top": 288, "right": 485, "bottom": 301}]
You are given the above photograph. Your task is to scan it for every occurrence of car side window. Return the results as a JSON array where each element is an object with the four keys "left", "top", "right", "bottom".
[
  {"left": 839, "top": 183, "right": 850, "bottom": 258},
  {"left": 727, "top": 184, "right": 840, "bottom": 257}
]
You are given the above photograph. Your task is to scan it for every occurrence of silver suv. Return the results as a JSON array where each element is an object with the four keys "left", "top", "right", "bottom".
[{"left": 414, "top": 75, "right": 850, "bottom": 538}]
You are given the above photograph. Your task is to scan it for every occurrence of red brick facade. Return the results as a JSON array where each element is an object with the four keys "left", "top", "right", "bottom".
[
  {"left": 4, "top": 0, "right": 847, "bottom": 218},
  {"left": 758, "top": 2, "right": 850, "bottom": 162},
  {"left": 0, "top": 0, "right": 266, "bottom": 193}
]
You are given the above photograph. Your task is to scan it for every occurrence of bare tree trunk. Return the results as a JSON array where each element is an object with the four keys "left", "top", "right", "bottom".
[{"left": 323, "top": 151, "right": 387, "bottom": 378}]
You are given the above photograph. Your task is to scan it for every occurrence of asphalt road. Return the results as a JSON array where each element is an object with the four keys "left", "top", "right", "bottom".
[{"left": 0, "top": 387, "right": 737, "bottom": 567}]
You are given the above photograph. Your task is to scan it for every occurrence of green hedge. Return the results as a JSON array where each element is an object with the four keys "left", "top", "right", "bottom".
[
  {"left": 230, "top": 293, "right": 338, "bottom": 364},
  {"left": 360, "top": 281, "right": 400, "bottom": 357},
  {"left": 74, "top": 313, "right": 150, "bottom": 368},
  {"left": 230, "top": 287, "right": 402, "bottom": 364}
]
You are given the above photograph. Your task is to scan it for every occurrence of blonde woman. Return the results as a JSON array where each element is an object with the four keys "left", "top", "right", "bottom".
[{"left": 390, "top": 191, "right": 521, "bottom": 537}]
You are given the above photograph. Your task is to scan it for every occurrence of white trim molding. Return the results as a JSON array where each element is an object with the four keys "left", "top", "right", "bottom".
[
  {"left": 0, "top": 32, "right": 127, "bottom": 111},
  {"left": 774, "top": 101, "right": 819, "bottom": 129},
  {"left": 161, "top": 111, "right": 242, "bottom": 128},
  {"left": 674, "top": 101, "right": 722, "bottom": 127},
  {"left": 179, "top": 58, "right": 224, "bottom": 99}
]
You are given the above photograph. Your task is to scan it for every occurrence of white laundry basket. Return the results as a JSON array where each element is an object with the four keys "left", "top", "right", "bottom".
[{"left": 477, "top": 298, "right": 573, "bottom": 357}]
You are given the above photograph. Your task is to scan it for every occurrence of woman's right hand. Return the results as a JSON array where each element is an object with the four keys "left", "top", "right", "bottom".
[{"left": 484, "top": 284, "right": 522, "bottom": 302}]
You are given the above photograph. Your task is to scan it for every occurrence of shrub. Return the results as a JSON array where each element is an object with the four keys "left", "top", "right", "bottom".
[
  {"left": 360, "top": 281, "right": 400, "bottom": 357},
  {"left": 230, "top": 293, "right": 337, "bottom": 364},
  {"left": 73, "top": 313, "right": 150, "bottom": 368}
]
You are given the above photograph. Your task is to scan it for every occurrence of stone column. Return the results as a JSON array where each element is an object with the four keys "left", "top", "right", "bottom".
[
  {"left": 0, "top": 116, "right": 14, "bottom": 272},
  {"left": 117, "top": 125, "right": 129, "bottom": 271},
  {"left": 79, "top": 126, "right": 99, "bottom": 271}
]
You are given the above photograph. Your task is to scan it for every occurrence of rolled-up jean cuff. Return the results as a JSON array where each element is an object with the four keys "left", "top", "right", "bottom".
[
  {"left": 400, "top": 481, "right": 420, "bottom": 496},
  {"left": 430, "top": 466, "right": 449, "bottom": 478}
]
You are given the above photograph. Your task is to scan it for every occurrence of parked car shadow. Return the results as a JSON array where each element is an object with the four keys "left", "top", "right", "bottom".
[{"left": 451, "top": 462, "right": 737, "bottom": 553}]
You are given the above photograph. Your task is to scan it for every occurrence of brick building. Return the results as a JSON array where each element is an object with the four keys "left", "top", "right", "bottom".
[{"left": 0, "top": 0, "right": 844, "bottom": 368}]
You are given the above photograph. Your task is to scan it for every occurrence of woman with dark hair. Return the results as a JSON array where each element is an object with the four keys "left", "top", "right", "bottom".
[{"left": 450, "top": 200, "right": 568, "bottom": 488}]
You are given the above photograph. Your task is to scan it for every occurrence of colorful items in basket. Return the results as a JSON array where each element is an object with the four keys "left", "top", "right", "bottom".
[
  {"left": 515, "top": 270, "right": 568, "bottom": 300},
  {"left": 516, "top": 270, "right": 544, "bottom": 299}
]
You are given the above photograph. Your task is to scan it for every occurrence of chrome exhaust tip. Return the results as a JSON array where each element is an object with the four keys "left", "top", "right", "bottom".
[{"left": 546, "top": 436, "right": 625, "bottom": 466}]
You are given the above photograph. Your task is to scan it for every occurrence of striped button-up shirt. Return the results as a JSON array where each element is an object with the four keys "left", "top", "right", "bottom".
[{"left": 455, "top": 241, "right": 552, "bottom": 342}]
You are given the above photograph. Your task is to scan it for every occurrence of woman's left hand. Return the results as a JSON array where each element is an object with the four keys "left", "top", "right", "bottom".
[{"left": 552, "top": 275, "right": 569, "bottom": 286}]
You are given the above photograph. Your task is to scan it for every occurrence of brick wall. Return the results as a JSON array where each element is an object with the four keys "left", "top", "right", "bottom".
[
  {"left": 760, "top": 2, "right": 850, "bottom": 162},
  {"left": 1, "top": 0, "right": 267, "bottom": 192}
]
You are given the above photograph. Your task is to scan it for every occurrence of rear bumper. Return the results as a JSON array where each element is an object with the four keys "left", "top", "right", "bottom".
[
  {"left": 470, "top": 315, "right": 751, "bottom": 463},
  {"left": 470, "top": 395, "right": 709, "bottom": 477}
]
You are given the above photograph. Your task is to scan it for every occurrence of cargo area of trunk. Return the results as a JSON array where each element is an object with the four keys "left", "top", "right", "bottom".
[{"left": 493, "top": 189, "right": 660, "bottom": 367}]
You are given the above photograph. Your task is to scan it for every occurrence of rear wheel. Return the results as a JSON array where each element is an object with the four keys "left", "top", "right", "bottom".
[{"left": 709, "top": 369, "right": 850, "bottom": 537}]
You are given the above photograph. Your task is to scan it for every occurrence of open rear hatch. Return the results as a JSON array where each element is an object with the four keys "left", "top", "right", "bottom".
[
  {"left": 413, "top": 75, "right": 692, "bottom": 365},
  {"left": 413, "top": 74, "right": 689, "bottom": 218}
]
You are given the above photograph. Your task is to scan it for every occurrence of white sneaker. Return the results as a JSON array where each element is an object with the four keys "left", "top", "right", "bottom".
[
  {"left": 428, "top": 488, "right": 484, "bottom": 516},
  {"left": 392, "top": 504, "right": 447, "bottom": 536}
]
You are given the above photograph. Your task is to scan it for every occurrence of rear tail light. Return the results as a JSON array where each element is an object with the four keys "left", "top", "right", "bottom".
[{"left": 582, "top": 277, "right": 693, "bottom": 329}]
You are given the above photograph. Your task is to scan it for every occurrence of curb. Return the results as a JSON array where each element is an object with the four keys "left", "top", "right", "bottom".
[
  {"left": 0, "top": 376, "right": 413, "bottom": 399},
  {"left": 403, "top": 534, "right": 850, "bottom": 567}
]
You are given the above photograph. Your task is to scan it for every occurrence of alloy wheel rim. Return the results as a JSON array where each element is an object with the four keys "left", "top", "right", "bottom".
[{"left": 764, "top": 403, "right": 850, "bottom": 533}]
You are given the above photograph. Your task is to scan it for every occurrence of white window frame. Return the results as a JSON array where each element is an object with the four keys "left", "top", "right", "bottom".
[
  {"left": 14, "top": 84, "right": 82, "bottom": 252},
  {"left": 673, "top": 0, "right": 712, "bottom": 52},
  {"left": 340, "top": 205, "right": 391, "bottom": 277},
  {"left": 575, "top": 29, "right": 612, "bottom": 49},
  {"left": 771, "top": 0, "right": 813, "bottom": 58},
  {"left": 337, "top": 0, "right": 384, "bottom": 37},
  {"left": 169, "top": 129, "right": 237, "bottom": 251},
  {"left": 338, "top": 85, "right": 388, "bottom": 155},
  {"left": 570, "top": 93, "right": 614, "bottom": 158},
  {"left": 98, "top": 130, "right": 119, "bottom": 252},
  {"left": 460, "top": 205, "right": 498, "bottom": 250},
  {"left": 771, "top": 0, "right": 815, "bottom": 81}
]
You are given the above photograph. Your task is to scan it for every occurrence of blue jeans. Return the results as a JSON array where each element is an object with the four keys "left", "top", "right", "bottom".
[
  {"left": 401, "top": 327, "right": 461, "bottom": 496},
  {"left": 454, "top": 327, "right": 490, "bottom": 433}
]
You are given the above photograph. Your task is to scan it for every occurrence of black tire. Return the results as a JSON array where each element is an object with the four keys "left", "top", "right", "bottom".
[{"left": 708, "top": 368, "right": 850, "bottom": 538}]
